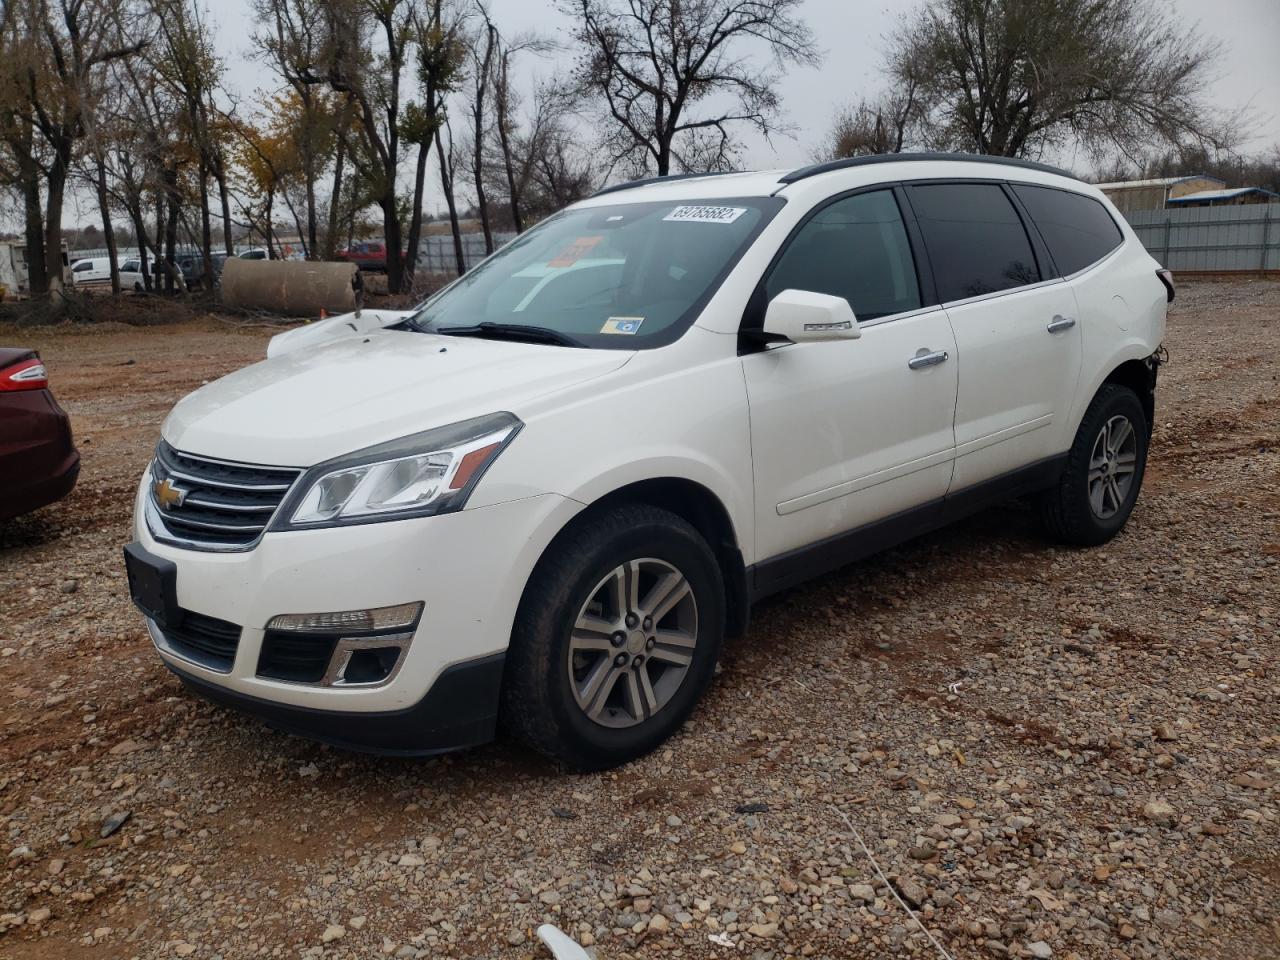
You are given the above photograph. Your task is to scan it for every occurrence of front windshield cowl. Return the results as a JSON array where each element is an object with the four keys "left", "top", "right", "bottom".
[{"left": 405, "top": 196, "right": 784, "bottom": 350}]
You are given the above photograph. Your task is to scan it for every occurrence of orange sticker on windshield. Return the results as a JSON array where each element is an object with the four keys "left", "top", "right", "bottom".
[{"left": 548, "top": 235, "right": 604, "bottom": 268}]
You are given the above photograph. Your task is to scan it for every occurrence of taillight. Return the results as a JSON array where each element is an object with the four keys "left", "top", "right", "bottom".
[
  {"left": 1156, "top": 268, "right": 1175, "bottom": 304},
  {"left": 0, "top": 357, "right": 49, "bottom": 391}
]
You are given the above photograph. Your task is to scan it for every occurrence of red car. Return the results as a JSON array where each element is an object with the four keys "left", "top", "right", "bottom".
[
  {"left": 335, "top": 241, "right": 408, "bottom": 273},
  {"left": 0, "top": 348, "right": 79, "bottom": 520}
]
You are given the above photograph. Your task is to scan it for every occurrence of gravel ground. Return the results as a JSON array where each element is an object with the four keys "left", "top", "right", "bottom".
[{"left": 1, "top": 282, "right": 1277, "bottom": 960}]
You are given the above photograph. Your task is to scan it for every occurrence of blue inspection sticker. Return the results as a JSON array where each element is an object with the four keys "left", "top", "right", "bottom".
[{"left": 601, "top": 317, "right": 644, "bottom": 335}]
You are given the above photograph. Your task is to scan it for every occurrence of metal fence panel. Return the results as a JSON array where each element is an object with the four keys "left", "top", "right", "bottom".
[
  {"left": 412, "top": 232, "right": 515, "bottom": 275},
  {"left": 1122, "top": 203, "right": 1279, "bottom": 273},
  {"left": 70, "top": 235, "right": 518, "bottom": 276}
]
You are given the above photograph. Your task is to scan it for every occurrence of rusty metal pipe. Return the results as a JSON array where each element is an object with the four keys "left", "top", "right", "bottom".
[{"left": 220, "top": 259, "right": 358, "bottom": 316}]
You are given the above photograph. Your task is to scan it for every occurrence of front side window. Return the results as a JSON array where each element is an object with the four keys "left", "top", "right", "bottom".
[
  {"left": 909, "top": 183, "right": 1040, "bottom": 302},
  {"left": 765, "top": 189, "right": 922, "bottom": 322},
  {"left": 73, "top": 261, "right": 92, "bottom": 272},
  {"left": 1012, "top": 184, "right": 1123, "bottom": 276},
  {"left": 409, "top": 197, "right": 781, "bottom": 349}
]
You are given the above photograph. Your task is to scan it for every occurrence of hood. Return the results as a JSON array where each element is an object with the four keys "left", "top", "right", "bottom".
[
  {"left": 162, "top": 328, "right": 631, "bottom": 466},
  {"left": 265, "top": 308, "right": 412, "bottom": 358}
]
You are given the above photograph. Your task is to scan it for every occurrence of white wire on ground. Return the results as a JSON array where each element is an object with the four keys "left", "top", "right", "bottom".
[
  {"left": 536, "top": 923, "right": 592, "bottom": 960},
  {"left": 833, "top": 804, "right": 957, "bottom": 960}
]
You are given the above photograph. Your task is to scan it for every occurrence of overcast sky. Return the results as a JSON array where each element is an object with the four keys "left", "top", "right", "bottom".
[{"left": 60, "top": 0, "right": 1280, "bottom": 226}]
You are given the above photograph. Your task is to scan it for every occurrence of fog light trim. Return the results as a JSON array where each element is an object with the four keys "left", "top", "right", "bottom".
[{"left": 322, "top": 632, "right": 414, "bottom": 687}]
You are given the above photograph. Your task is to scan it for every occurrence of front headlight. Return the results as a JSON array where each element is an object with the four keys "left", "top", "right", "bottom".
[{"left": 275, "top": 412, "right": 521, "bottom": 529}]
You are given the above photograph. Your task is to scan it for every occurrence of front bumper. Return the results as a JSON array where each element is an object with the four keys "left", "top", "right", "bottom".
[
  {"left": 163, "top": 645, "right": 506, "bottom": 756},
  {"left": 132, "top": 467, "right": 581, "bottom": 736}
]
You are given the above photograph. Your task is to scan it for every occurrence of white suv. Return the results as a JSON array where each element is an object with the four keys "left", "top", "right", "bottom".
[{"left": 125, "top": 155, "right": 1170, "bottom": 769}]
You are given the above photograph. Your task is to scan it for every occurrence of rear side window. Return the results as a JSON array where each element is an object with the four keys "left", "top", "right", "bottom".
[
  {"left": 766, "top": 189, "right": 921, "bottom": 321},
  {"left": 1012, "top": 184, "right": 1123, "bottom": 276},
  {"left": 909, "top": 183, "right": 1040, "bottom": 302}
]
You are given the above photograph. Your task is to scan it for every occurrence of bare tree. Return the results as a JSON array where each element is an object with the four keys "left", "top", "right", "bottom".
[
  {"left": 0, "top": 113, "right": 50, "bottom": 295},
  {"left": 1109, "top": 142, "right": 1280, "bottom": 195},
  {"left": 435, "top": 117, "right": 465, "bottom": 275},
  {"left": 466, "top": 6, "right": 497, "bottom": 253},
  {"left": 887, "top": 0, "right": 1239, "bottom": 162},
  {"left": 488, "top": 27, "right": 554, "bottom": 233},
  {"left": 402, "top": 0, "right": 465, "bottom": 282},
  {"left": 561, "top": 0, "right": 819, "bottom": 177},
  {"left": 517, "top": 83, "right": 598, "bottom": 219},
  {"left": 315, "top": 0, "right": 418, "bottom": 293},
  {"left": 819, "top": 97, "right": 912, "bottom": 161},
  {"left": 253, "top": 0, "right": 338, "bottom": 258},
  {"left": 149, "top": 0, "right": 229, "bottom": 288},
  {"left": 112, "top": 50, "right": 190, "bottom": 292},
  {"left": 0, "top": 0, "right": 146, "bottom": 296},
  {"left": 83, "top": 104, "right": 126, "bottom": 293},
  {"left": 816, "top": 56, "right": 927, "bottom": 162}
]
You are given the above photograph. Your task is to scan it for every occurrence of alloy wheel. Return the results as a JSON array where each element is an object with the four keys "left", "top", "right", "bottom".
[
  {"left": 567, "top": 557, "right": 699, "bottom": 729},
  {"left": 1088, "top": 414, "right": 1138, "bottom": 519}
]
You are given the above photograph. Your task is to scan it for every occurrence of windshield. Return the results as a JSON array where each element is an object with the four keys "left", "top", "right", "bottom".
[{"left": 407, "top": 196, "right": 783, "bottom": 348}]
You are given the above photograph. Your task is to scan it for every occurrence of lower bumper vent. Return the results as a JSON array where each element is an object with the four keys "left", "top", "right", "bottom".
[{"left": 158, "top": 611, "right": 242, "bottom": 672}]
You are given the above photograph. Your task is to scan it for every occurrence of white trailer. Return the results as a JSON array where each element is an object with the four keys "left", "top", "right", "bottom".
[{"left": 0, "top": 240, "right": 73, "bottom": 297}]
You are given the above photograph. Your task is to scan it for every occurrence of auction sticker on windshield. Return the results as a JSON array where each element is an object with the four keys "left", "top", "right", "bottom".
[
  {"left": 663, "top": 205, "right": 747, "bottom": 224},
  {"left": 601, "top": 317, "right": 644, "bottom": 335},
  {"left": 548, "top": 235, "right": 604, "bottom": 268}
]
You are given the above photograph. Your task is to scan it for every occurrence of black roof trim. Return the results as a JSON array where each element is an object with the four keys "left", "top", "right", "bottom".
[
  {"left": 589, "top": 170, "right": 745, "bottom": 198},
  {"left": 779, "top": 152, "right": 1075, "bottom": 185}
]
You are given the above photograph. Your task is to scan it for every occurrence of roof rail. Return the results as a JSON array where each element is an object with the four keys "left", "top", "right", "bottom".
[
  {"left": 779, "top": 152, "right": 1075, "bottom": 185},
  {"left": 589, "top": 170, "right": 744, "bottom": 198}
]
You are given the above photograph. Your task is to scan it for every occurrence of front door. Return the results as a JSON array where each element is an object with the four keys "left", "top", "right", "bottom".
[{"left": 741, "top": 188, "right": 958, "bottom": 573}]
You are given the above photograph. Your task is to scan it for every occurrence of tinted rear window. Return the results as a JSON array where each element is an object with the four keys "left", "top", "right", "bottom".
[
  {"left": 909, "top": 183, "right": 1040, "bottom": 302},
  {"left": 1012, "top": 184, "right": 1123, "bottom": 276}
]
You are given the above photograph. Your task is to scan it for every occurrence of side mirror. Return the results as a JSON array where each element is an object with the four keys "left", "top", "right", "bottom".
[{"left": 762, "top": 289, "right": 860, "bottom": 343}]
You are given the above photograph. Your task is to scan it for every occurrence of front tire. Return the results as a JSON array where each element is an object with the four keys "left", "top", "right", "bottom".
[
  {"left": 501, "top": 503, "right": 725, "bottom": 770},
  {"left": 1039, "top": 384, "right": 1149, "bottom": 546}
]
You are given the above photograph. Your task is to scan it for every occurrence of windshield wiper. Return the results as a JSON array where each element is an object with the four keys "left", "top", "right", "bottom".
[{"left": 434, "top": 322, "right": 585, "bottom": 348}]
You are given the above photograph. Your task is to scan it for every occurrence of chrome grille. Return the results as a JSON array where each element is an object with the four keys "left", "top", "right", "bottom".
[{"left": 148, "top": 441, "right": 302, "bottom": 549}]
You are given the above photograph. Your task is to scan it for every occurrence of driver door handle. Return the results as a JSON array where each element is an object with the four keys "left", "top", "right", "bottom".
[
  {"left": 908, "top": 349, "right": 949, "bottom": 370},
  {"left": 1047, "top": 315, "right": 1076, "bottom": 333}
]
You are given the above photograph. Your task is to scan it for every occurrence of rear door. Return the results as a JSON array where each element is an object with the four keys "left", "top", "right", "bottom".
[
  {"left": 905, "top": 181, "right": 1081, "bottom": 491},
  {"left": 741, "top": 187, "right": 957, "bottom": 573}
]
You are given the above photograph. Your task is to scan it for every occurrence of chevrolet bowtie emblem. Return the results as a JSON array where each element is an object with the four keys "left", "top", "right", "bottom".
[{"left": 153, "top": 477, "right": 187, "bottom": 510}]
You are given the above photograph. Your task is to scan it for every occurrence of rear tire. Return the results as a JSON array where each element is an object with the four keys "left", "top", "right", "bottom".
[
  {"left": 501, "top": 503, "right": 724, "bottom": 770},
  {"left": 1038, "top": 384, "right": 1149, "bottom": 546}
]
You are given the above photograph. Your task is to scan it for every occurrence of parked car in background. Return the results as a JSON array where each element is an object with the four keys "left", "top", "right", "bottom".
[
  {"left": 1, "top": 348, "right": 79, "bottom": 520},
  {"left": 70, "top": 257, "right": 112, "bottom": 285},
  {"left": 126, "top": 155, "right": 1169, "bottom": 769},
  {"left": 336, "top": 241, "right": 401, "bottom": 272},
  {"left": 177, "top": 256, "right": 210, "bottom": 287},
  {"left": 120, "top": 258, "right": 152, "bottom": 291},
  {"left": 238, "top": 249, "right": 268, "bottom": 261}
]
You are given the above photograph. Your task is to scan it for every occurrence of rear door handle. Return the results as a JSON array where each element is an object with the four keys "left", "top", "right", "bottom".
[
  {"left": 1047, "top": 315, "right": 1076, "bottom": 333},
  {"left": 908, "top": 349, "right": 949, "bottom": 370}
]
